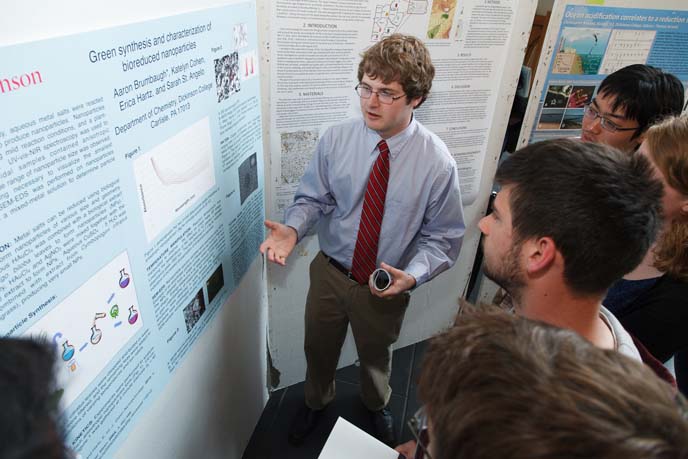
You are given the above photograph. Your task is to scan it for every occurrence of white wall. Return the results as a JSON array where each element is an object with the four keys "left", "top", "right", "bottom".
[
  {"left": 116, "top": 258, "right": 268, "bottom": 459},
  {"left": 0, "top": 2, "right": 269, "bottom": 459}
]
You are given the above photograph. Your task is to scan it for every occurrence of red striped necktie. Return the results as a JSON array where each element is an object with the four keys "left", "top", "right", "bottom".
[{"left": 350, "top": 140, "right": 390, "bottom": 284}]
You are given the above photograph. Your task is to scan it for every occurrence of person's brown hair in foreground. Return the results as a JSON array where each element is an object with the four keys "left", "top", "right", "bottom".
[
  {"left": 406, "top": 306, "right": 688, "bottom": 459},
  {"left": 0, "top": 337, "right": 71, "bottom": 459}
]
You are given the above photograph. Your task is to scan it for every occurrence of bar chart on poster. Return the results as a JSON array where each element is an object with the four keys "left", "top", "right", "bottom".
[{"left": 0, "top": 3, "right": 264, "bottom": 458}]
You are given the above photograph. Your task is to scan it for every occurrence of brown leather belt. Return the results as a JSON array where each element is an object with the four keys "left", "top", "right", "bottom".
[{"left": 322, "top": 252, "right": 356, "bottom": 281}]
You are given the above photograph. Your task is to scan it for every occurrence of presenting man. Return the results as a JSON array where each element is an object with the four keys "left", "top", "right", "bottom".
[
  {"left": 260, "top": 34, "right": 464, "bottom": 446},
  {"left": 581, "top": 64, "right": 684, "bottom": 153}
]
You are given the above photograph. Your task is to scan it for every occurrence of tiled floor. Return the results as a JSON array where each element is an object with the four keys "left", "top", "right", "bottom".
[{"left": 242, "top": 340, "right": 428, "bottom": 459}]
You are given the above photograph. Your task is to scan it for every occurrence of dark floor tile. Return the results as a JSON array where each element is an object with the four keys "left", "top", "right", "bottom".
[
  {"left": 244, "top": 338, "right": 431, "bottom": 459},
  {"left": 330, "top": 382, "right": 405, "bottom": 442},
  {"left": 335, "top": 343, "right": 415, "bottom": 397},
  {"left": 409, "top": 340, "right": 429, "bottom": 390},
  {"left": 334, "top": 360, "right": 359, "bottom": 386},
  {"left": 399, "top": 391, "right": 422, "bottom": 444},
  {"left": 244, "top": 381, "right": 406, "bottom": 459},
  {"left": 395, "top": 340, "right": 430, "bottom": 449},
  {"left": 389, "top": 344, "right": 414, "bottom": 396},
  {"left": 388, "top": 393, "right": 406, "bottom": 443},
  {"left": 252, "top": 381, "right": 324, "bottom": 459},
  {"left": 242, "top": 388, "right": 286, "bottom": 458},
  {"left": 261, "top": 387, "right": 287, "bottom": 427}
]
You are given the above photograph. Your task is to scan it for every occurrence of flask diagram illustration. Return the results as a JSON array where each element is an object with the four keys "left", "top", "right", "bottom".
[
  {"left": 119, "top": 269, "right": 130, "bottom": 288},
  {"left": 90, "top": 312, "right": 107, "bottom": 345},
  {"left": 90, "top": 325, "right": 103, "bottom": 345},
  {"left": 128, "top": 305, "right": 139, "bottom": 325},
  {"left": 62, "top": 341, "right": 75, "bottom": 361},
  {"left": 25, "top": 252, "right": 144, "bottom": 409}
]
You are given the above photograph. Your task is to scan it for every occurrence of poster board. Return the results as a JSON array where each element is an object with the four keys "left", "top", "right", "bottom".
[
  {"left": 265, "top": 0, "right": 538, "bottom": 389},
  {"left": 0, "top": 3, "right": 266, "bottom": 458},
  {"left": 519, "top": 0, "right": 688, "bottom": 147}
]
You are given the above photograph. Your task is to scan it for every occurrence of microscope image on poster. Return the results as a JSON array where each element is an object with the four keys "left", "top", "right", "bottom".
[
  {"left": 133, "top": 117, "right": 216, "bottom": 242},
  {"left": 25, "top": 251, "right": 143, "bottom": 408},
  {"left": 182, "top": 289, "right": 206, "bottom": 333},
  {"left": 238, "top": 153, "right": 258, "bottom": 205},
  {"left": 215, "top": 52, "right": 241, "bottom": 103},
  {"left": 233, "top": 23, "right": 249, "bottom": 49}
]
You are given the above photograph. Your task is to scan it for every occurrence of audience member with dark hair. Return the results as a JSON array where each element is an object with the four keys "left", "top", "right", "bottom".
[
  {"left": 0, "top": 337, "right": 69, "bottom": 459},
  {"left": 581, "top": 64, "right": 684, "bottom": 153},
  {"left": 409, "top": 306, "right": 688, "bottom": 459},
  {"left": 481, "top": 138, "right": 662, "bottom": 356},
  {"left": 396, "top": 138, "right": 664, "bottom": 458},
  {"left": 604, "top": 115, "right": 688, "bottom": 392}
]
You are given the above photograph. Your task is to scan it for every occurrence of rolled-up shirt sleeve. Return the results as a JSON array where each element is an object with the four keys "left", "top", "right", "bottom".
[
  {"left": 403, "top": 163, "right": 465, "bottom": 286},
  {"left": 284, "top": 133, "right": 336, "bottom": 242}
]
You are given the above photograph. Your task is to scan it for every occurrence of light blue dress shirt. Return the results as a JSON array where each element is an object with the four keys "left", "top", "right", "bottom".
[{"left": 284, "top": 117, "right": 465, "bottom": 286}]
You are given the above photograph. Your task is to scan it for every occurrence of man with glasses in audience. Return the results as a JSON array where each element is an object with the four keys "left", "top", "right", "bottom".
[
  {"left": 260, "top": 34, "right": 464, "bottom": 446},
  {"left": 581, "top": 64, "right": 684, "bottom": 153},
  {"left": 491, "top": 64, "right": 682, "bottom": 313},
  {"left": 405, "top": 306, "right": 688, "bottom": 459}
]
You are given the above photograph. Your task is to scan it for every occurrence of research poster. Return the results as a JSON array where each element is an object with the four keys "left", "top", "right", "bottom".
[
  {"left": 268, "top": 0, "right": 524, "bottom": 212},
  {"left": 522, "top": 4, "right": 688, "bottom": 145},
  {"left": 0, "top": 3, "right": 263, "bottom": 458}
]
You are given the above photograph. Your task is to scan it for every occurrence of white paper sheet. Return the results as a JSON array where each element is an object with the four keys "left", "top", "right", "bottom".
[{"left": 318, "top": 417, "right": 401, "bottom": 459}]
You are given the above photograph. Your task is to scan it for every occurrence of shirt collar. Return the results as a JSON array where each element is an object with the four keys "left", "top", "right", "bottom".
[{"left": 363, "top": 116, "right": 418, "bottom": 160}]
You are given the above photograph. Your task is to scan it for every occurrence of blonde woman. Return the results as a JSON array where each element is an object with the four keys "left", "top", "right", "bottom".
[{"left": 604, "top": 115, "right": 688, "bottom": 389}]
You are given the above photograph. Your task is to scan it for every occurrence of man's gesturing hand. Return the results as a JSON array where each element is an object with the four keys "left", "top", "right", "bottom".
[{"left": 259, "top": 220, "right": 298, "bottom": 266}]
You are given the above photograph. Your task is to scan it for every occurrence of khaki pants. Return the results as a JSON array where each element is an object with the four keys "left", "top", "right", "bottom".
[{"left": 304, "top": 252, "right": 410, "bottom": 411}]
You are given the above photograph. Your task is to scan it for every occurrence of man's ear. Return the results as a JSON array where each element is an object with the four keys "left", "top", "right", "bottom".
[
  {"left": 681, "top": 198, "right": 688, "bottom": 216},
  {"left": 524, "top": 236, "right": 556, "bottom": 275}
]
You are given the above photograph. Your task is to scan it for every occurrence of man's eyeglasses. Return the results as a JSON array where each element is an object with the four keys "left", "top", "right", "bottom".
[
  {"left": 583, "top": 100, "right": 639, "bottom": 133},
  {"left": 355, "top": 84, "right": 405, "bottom": 105},
  {"left": 408, "top": 407, "right": 433, "bottom": 459}
]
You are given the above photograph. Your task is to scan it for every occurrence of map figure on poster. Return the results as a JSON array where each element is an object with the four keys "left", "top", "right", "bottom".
[
  {"left": 427, "top": 0, "right": 457, "bottom": 39},
  {"left": 371, "top": 1, "right": 428, "bottom": 41}
]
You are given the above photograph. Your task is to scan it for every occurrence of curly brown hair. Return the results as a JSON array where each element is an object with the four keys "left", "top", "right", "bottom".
[
  {"left": 419, "top": 305, "right": 688, "bottom": 459},
  {"left": 357, "top": 34, "right": 434, "bottom": 108}
]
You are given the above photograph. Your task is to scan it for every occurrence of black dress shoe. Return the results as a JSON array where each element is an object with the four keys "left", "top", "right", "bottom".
[
  {"left": 288, "top": 404, "right": 323, "bottom": 446},
  {"left": 371, "top": 407, "right": 395, "bottom": 446}
]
